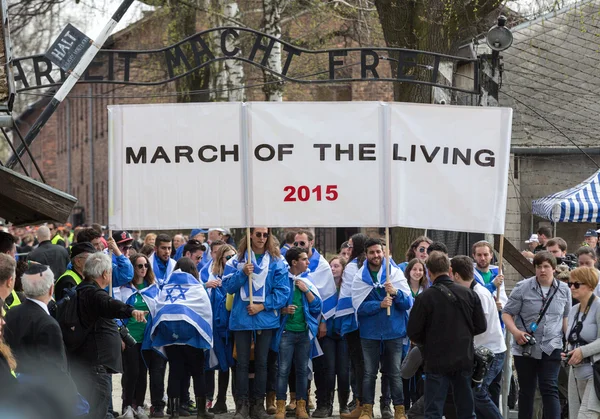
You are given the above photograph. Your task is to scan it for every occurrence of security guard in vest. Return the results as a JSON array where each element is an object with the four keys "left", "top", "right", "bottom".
[
  {"left": 48, "top": 222, "right": 66, "bottom": 248},
  {"left": 0, "top": 253, "right": 19, "bottom": 312},
  {"left": 55, "top": 242, "right": 97, "bottom": 300}
]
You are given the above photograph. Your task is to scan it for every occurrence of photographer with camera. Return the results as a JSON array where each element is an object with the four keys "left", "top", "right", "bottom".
[
  {"left": 502, "top": 251, "right": 571, "bottom": 419},
  {"left": 69, "top": 252, "right": 147, "bottom": 419},
  {"left": 407, "top": 251, "right": 486, "bottom": 418},
  {"left": 564, "top": 267, "right": 600, "bottom": 418},
  {"left": 451, "top": 256, "right": 506, "bottom": 419}
]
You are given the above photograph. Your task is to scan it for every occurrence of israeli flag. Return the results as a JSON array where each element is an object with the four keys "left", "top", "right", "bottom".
[
  {"left": 335, "top": 259, "right": 359, "bottom": 318},
  {"left": 351, "top": 259, "right": 411, "bottom": 322},
  {"left": 151, "top": 270, "right": 213, "bottom": 350},
  {"left": 302, "top": 249, "right": 337, "bottom": 320},
  {"left": 224, "top": 251, "right": 271, "bottom": 303}
]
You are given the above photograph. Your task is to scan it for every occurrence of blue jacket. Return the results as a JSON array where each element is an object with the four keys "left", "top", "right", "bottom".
[
  {"left": 272, "top": 276, "right": 322, "bottom": 352},
  {"left": 222, "top": 256, "right": 290, "bottom": 331},
  {"left": 112, "top": 254, "right": 134, "bottom": 288},
  {"left": 357, "top": 286, "right": 412, "bottom": 341}
]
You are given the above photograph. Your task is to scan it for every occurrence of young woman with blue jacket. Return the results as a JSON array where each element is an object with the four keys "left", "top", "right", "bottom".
[{"left": 223, "top": 228, "right": 290, "bottom": 419}]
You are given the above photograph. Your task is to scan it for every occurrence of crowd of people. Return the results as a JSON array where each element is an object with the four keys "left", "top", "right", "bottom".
[{"left": 1, "top": 222, "right": 600, "bottom": 419}]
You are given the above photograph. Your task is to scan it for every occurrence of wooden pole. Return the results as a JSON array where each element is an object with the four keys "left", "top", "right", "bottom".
[
  {"left": 385, "top": 227, "right": 391, "bottom": 316},
  {"left": 108, "top": 229, "right": 113, "bottom": 296},
  {"left": 497, "top": 234, "right": 504, "bottom": 301},
  {"left": 246, "top": 227, "right": 253, "bottom": 304}
]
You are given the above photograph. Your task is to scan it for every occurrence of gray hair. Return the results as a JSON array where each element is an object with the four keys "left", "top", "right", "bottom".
[
  {"left": 83, "top": 252, "right": 112, "bottom": 280},
  {"left": 22, "top": 267, "right": 54, "bottom": 298},
  {"left": 0, "top": 253, "right": 15, "bottom": 284},
  {"left": 37, "top": 226, "right": 51, "bottom": 242}
]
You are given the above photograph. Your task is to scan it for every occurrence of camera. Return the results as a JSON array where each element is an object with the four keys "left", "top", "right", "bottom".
[
  {"left": 521, "top": 334, "right": 536, "bottom": 357},
  {"left": 472, "top": 345, "right": 495, "bottom": 387},
  {"left": 116, "top": 319, "right": 137, "bottom": 348}
]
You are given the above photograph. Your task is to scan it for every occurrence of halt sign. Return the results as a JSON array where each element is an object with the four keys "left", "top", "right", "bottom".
[{"left": 45, "top": 23, "right": 91, "bottom": 73}]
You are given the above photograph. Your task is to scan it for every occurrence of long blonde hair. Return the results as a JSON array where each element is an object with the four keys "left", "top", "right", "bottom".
[
  {"left": 0, "top": 302, "right": 16, "bottom": 371},
  {"left": 213, "top": 245, "right": 237, "bottom": 276}
]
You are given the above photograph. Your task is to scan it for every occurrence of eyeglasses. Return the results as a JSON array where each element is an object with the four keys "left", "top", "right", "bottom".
[
  {"left": 568, "top": 282, "right": 582, "bottom": 289},
  {"left": 224, "top": 254, "right": 235, "bottom": 261},
  {"left": 136, "top": 263, "right": 149, "bottom": 269},
  {"left": 294, "top": 241, "right": 307, "bottom": 247},
  {"left": 254, "top": 232, "right": 269, "bottom": 239}
]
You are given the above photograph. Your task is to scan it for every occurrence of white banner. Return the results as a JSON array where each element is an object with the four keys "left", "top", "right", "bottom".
[
  {"left": 388, "top": 104, "right": 512, "bottom": 234},
  {"left": 109, "top": 102, "right": 512, "bottom": 234},
  {"left": 248, "top": 102, "right": 383, "bottom": 227},
  {"left": 108, "top": 103, "right": 246, "bottom": 230}
]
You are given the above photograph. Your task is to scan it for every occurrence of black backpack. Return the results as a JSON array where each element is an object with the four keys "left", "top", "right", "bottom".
[{"left": 55, "top": 284, "right": 96, "bottom": 352}]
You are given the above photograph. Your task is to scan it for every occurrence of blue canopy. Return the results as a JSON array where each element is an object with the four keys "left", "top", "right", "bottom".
[{"left": 532, "top": 170, "right": 600, "bottom": 223}]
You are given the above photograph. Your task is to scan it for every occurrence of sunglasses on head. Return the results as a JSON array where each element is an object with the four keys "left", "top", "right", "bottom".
[
  {"left": 568, "top": 282, "right": 583, "bottom": 289},
  {"left": 136, "top": 263, "right": 149, "bottom": 269},
  {"left": 294, "top": 241, "right": 308, "bottom": 247},
  {"left": 254, "top": 232, "right": 269, "bottom": 239}
]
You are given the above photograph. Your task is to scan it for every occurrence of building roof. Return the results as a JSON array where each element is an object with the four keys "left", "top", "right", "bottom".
[{"left": 500, "top": 0, "right": 600, "bottom": 148}]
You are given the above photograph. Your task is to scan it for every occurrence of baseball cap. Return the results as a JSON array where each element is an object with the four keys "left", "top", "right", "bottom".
[
  {"left": 191, "top": 229, "right": 208, "bottom": 238},
  {"left": 584, "top": 229, "right": 598, "bottom": 238},
  {"left": 113, "top": 230, "right": 133, "bottom": 244},
  {"left": 525, "top": 234, "right": 539, "bottom": 243},
  {"left": 70, "top": 242, "right": 97, "bottom": 259}
]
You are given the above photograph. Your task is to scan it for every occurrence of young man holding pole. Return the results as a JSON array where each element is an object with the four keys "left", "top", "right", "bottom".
[
  {"left": 351, "top": 238, "right": 413, "bottom": 419},
  {"left": 273, "top": 247, "right": 322, "bottom": 419},
  {"left": 223, "top": 228, "right": 290, "bottom": 419}
]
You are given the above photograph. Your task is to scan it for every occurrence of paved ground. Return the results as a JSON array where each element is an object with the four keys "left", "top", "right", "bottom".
[
  {"left": 112, "top": 372, "right": 358, "bottom": 418},
  {"left": 111, "top": 374, "right": 518, "bottom": 418}
]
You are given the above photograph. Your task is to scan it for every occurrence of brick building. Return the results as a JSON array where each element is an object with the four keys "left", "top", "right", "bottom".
[{"left": 12, "top": 8, "right": 399, "bottom": 254}]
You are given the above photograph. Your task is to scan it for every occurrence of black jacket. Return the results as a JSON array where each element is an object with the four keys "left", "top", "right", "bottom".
[
  {"left": 407, "top": 275, "right": 487, "bottom": 374},
  {"left": 3, "top": 299, "right": 77, "bottom": 418},
  {"left": 4, "top": 299, "right": 70, "bottom": 377},
  {"left": 70, "top": 280, "right": 134, "bottom": 373},
  {"left": 27, "top": 240, "right": 70, "bottom": 279}
]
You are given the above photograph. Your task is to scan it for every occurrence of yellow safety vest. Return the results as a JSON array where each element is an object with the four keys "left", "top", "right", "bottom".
[
  {"left": 51, "top": 234, "right": 64, "bottom": 246},
  {"left": 56, "top": 269, "right": 83, "bottom": 287},
  {"left": 7, "top": 290, "right": 21, "bottom": 309},
  {"left": 68, "top": 232, "right": 74, "bottom": 243}
]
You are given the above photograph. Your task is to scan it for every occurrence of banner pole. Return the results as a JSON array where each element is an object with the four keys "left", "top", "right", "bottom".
[
  {"left": 386, "top": 227, "right": 391, "bottom": 316},
  {"left": 108, "top": 229, "right": 113, "bottom": 296},
  {"left": 497, "top": 234, "right": 504, "bottom": 301},
  {"left": 246, "top": 227, "right": 253, "bottom": 304}
]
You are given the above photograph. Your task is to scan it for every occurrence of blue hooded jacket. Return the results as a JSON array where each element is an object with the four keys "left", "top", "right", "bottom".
[
  {"left": 222, "top": 253, "right": 290, "bottom": 331},
  {"left": 355, "top": 263, "right": 413, "bottom": 341},
  {"left": 112, "top": 253, "right": 134, "bottom": 288}
]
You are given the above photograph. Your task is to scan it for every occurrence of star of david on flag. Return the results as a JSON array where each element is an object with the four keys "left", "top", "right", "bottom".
[{"left": 165, "top": 284, "right": 188, "bottom": 303}]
